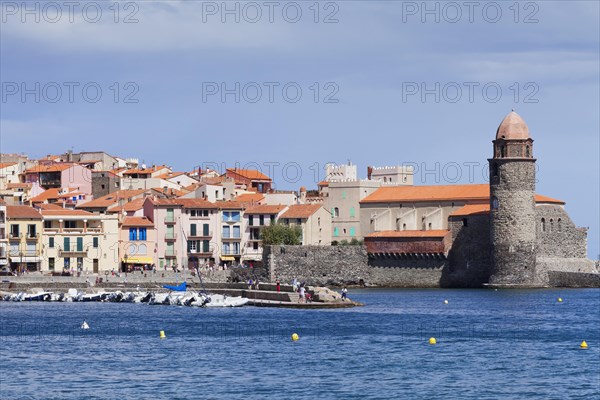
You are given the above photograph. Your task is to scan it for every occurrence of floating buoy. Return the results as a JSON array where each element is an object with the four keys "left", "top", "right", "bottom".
[
  {"left": 160, "top": 330, "right": 166, "bottom": 339},
  {"left": 580, "top": 340, "right": 588, "bottom": 349},
  {"left": 444, "top": 300, "right": 448, "bottom": 304},
  {"left": 291, "top": 333, "right": 299, "bottom": 341},
  {"left": 558, "top": 298, "right": 563, "bottom": 303},
  {"left": 429, "top": 337, "right": 437, "bottom": 345},
  {"left": 81, "top": 321, "right": 89, "bottom": 330}
]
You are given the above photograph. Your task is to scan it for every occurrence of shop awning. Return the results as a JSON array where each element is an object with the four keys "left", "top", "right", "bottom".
[
  {"left": 122, "top": 256, "right": 154, "bottom": 264},
  {"left": 9, "top": 256, "right": 41, "bottom": 263},
  {"left": 220, "top": 256, "right": 235, "bottom": 261}
]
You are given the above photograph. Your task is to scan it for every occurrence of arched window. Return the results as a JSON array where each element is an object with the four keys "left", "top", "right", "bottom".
[
  {"left": 491, "top": 196, "right": 499, "bottom": 210},
  {"left": 500, "top": 145, "right": 506, "bottom": 158},
  {"left": 525, "top": 145, "right": 530, "bottom": 158},
  {"left": 558, "top": 218, "right": 562, "bottom": 232},
  {"left": 334, "top": 208, "right": 339, "bottom": 218},
  {"left": 138, "top": 244, "right": 147, "bottom": 255},
  {"left": 550, "top": 219, "right": 554, "bottom": 232},
  {"left": 541, "top": 218, "right": 546, "bottom": 232},
  {"left": 428, "top": 222, "right": 432, "bottom": 230},
  {"left": 402, "top": 223, "right": 406, "bottom": 230},
  {"left": 492, "top": 163, "right": 499, "bottom": 178}
]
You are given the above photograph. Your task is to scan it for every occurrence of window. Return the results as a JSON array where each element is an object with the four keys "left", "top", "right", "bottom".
[
  {"left": 64, "top": 220, "right": 76, "bottom": 229},
  {"left": 402, "top": 223, "right": 406, "bottom": 230},
  {"left": 500, "top": 145, "right": 505, "bottom": 158},
  {"left": 10, "top": 224, "right": 19, "bottom": 238},
  {"left": 541, "top": 218, "right": 546, "bottom": 232},
  {"left": 203, "top": 210, "right": 209, "bottom": 217},
  {"left": 526, "top": 145, "right": 530, "bottom": 157},
  {"left": 296, "top": 218, "right": 301, "bottom": 225},
  {"left": 558, "top": 218, "right": 562, "bottom": 232},
  {"left": 77, "top": 257, "right": 83, "bottom": 268},
  {"left": 222, "top": 225, "right": 230, "bottom": 238},
  {"left": 64, "top": 237, "right": 70, "bottom": 251},
  {"left": 129, "top": 228, "right": 137, "bottom": 241},
  {"left": 49, "top": 237, "right": 55, "bottom": 248},
  {"left": 349, "top": 207, "right": 355, "bottom": 218},
  {"left": 44, "top": 221, "right": 52, "bottom": 229},
  {"left": 249, "top": 215, "right": 254, "bottom": 226},
  {"left": 93, "top": 237, "right": 98, "bottom": 248},
  {"left": 492, "top": 197, "right": 499, "bottom": 210},
  {"left": 76, "top": 237, "right": 83, "bottom": 252},
  {"left": 341, "top": 191, "right": 346, "bottom": 199},
  {"left": 259, "top": 215, "right": 264, "bottom": 226},
  {"left": 350, "top": 227, "right": 355, "bottom": 237},
  {"left": 191, "top": 210, "right": 197, "bottom": 217},
  {"left": 253, "top": 242, "right": 259, "bottom": 250},
  {"left": 334, "top": 208, "right": 339, "bottom": 218},
  {"left": 188, "top": 240, "right": 197, "bottom": 252},
  {"left": 64, "top": 258, "right": 70, "bottom": 270},
  {"left": 190, "top": 224, "right": 197, "bottom": 236},
  {"left": 203, "top": 224, "right": 210, "bottom": 236},
  {"left": 49, "top": 258, "right": 55, "bottom": 271},
  {"left": 101, "top": 184, "right": 105, "bottom": 190},
  {"left": 233, "top": 225, "right": 241, "bottom": 238},
  {"left": 270, "top": 215, "right": 275, "bottom": 224},
  {"left": 139, "top": 228, "right": 147, "bottom": 240},
  {"left": 463, "top": 218, "right": 468, "bottom": 227},
  {"left": 550, "top": 219, "right": 554, "bottom": 232},
  {"left": 138, "top": 244, "right": 147, "bottom": 255},
  {"left": 333, "top": 227, "right": 339, "bottom": 237},
  {"left": 428, "top": 222, "right": 432, "bottom": 230},
  {"left": 202, "top": 240, "right": 210, "bottom": 253}
]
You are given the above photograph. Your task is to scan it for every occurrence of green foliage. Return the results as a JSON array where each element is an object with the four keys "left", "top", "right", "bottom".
[
  {"left": 261, "top": 223, "right": 302, "bottom": 245},
  {"left": 333, "top": 238, "right": 364, "bottom": 246}
]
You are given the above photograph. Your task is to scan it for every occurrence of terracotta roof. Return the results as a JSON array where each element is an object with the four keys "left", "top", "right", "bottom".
[
  {"left": 151, "top": 187, "right": 187, "bottom": 198},
  {"left": 280, "top": 204, "right": 323, "bottom": 219},
  {"left": 122, "top": 216, "right": 154, "bottom": 227},
  {"left": 365, "top": 230, "right": 450, "bottom": 238},
  {"left": 122, "top": 198, "right": 147, "bottom": 212},
  {"left": 6, "top": 205, "right": 42, "bottom": 219},
  {"left": 226, "top": 168, "right": 271, "bottom": 181},
  {"left": 30, "top": 188, "right": 62, "bottom": 203},
  {"left": 450, "top": 204, "right": 490, "bottom": 217},
  {"left": 0, "top": 162, "right": 17, "bottom": 169},
  {"left": 37, "top": 203, "right": 66, "bottom": 210},
  {"left": 534, "top": 194, "right": 565, "bottom": 205},
  {"left": 155, "top": 171, "right": 187, "bottom": 180},
  {"left": 149, "top": 198, "right": 184, "bottom": 206},
  {"left": 318, "top": 181, "right": 329, "bottom": 186},
  {"left": 178, "top": 198, "right": 219, "bottom": 209},
  {"left": 234, "top": 193, "right": 265, "bottom": 203},
  {"left": 25, "top": 163, "right": 74, "bottom": 173},
  {"left": 496, "top": 111, "right": 530, "bottom": 140},
  {"left": 41, "top": 209, "right": 93, "bottom": 217},
  {"left": 361, "top": 184, "right": 490, "bottom": 204},
  {"left": 245, "top": 204, "right": 287, "bottom": 214},
  {"left": 77, "top": 190, "right": 146, "bottom": 208}
]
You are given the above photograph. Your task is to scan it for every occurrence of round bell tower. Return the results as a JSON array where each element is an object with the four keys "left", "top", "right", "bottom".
[{"left": 488, "top": 111, "right": 537, "bottom": 285}]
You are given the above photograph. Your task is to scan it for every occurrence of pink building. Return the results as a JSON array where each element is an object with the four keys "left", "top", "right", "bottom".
[
  {"left": 142, "top": 197, "right": 185, "bottom": 270},
  {"left": 23, "top": 163, "right": 92, "bottom": 195}
]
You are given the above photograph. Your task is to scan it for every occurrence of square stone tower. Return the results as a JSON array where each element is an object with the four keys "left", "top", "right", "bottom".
[{"left": 488, "top": 111, "right": 538, "bottom": 286}]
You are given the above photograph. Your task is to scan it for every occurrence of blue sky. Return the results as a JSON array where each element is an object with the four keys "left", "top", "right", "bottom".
[{"left": 1, "top": 1, "right": 598, "bottom": 257}]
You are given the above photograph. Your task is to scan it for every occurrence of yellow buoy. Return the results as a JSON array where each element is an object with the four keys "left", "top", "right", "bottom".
[
  {"left": 429, "top": 337, "right": 437, "bottom": 345},
  {"left": 291, "top": 333, "right": 299, "bottom": 341},
  {"left": 159, "top": 330, "right": 166, "bottom": 339},
  {"left": 444, "top": 300, "right": 448, "bottom": 304},
  {"left": 580, "top": 340, "right": 588, "bottom": 349},
  {"left": 558, "top": 298, "right": 563, "bottom": 303}
]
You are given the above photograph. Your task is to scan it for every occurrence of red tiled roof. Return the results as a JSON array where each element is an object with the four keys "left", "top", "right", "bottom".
[
  {"left": 245, "top": 204, "right": 287, "bottom": 214},
  {"left": 122, "top": 198, "right": 147, "bottom": 212},
  {"left": 318, "top": 181, "right": 329, "bottom": 186},
  {"left": 122, "top": 216, "right": 154, "bottom": 227},
  {"left": 0, "top": 162, "right": 17, "bottom": 169},
  {"left": 226, "top": 168, "right": 271, "bottom": 181},
  {"left": 6, "top": 205, "right": 42, "bottom": 219},
  {"left": 280, "top": 204, "right": 323, "bottom": 219},
  {"left": 234, "top": 193, "right": 265, "bottom": 203},
  {"left": 214, "top": 201, "right": 245, "bottom": 210},
  {"left": 41, "top": 209, "right": 93, "bottom": 217},
  {"left": 361, "top": 184, "right": 490, "bottom": 204},
  {"left": 534, "top": 194, "right": 565, "bottom": 205},
  {"left": 178, "top": 198, "right": 219, "bottom": 209},
  {"left": 365, "top": 230, "right": 450, "bottom": 238},
  {"left": 25, "top": 163, "right": 74, "bottom": 173},
  {"left": 6, "top": 183, "right": 31, "bottom": 189},
  {"left": 77, "top": 190, "right": 146, "bottom": 208},
  {"left": 30, "top": 188, "right": 62, "bottom": 203},
  {"left": 449, "top": 204, "right": 490, "bottom": 217},
  {"left": 37, "top": 203, "right": 65, "bottom": 210}
]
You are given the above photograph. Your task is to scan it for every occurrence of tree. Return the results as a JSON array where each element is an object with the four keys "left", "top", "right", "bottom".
[{"left": 261, "top": 223, "right": 302, "bottom": 245}]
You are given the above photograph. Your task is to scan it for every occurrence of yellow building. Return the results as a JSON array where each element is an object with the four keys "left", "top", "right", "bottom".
[{"left": 6, "top": 205, "right": 43, "bottom": 272}]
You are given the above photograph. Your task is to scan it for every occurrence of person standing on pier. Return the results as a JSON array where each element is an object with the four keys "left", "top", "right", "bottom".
[
  {"left": 341, "top": 287, "right": 348, "bottom": 300},
  {"left": 276, "top": 280, "right": 280, "bottom": 292}
]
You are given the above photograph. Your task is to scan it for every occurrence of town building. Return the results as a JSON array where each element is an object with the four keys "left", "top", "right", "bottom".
[
  {"left": 0, "top": 199, "right": 7, "bottom": 269},
  {"left": 22, "top": 163, "right": 92, "bottom": 194},
  {"left": 6, "top": 205, "right": 43, "bottom": 272},
  {"left": 119, "top": 216, "right": 156, "bottom": 272},
  {"left": 40, "top": 208, "right": 119, "bottom": 273},
  {"left": 224, "top": 168, "right": 272, "bottom": 193},
  {"left": 243, "top": 204, "right": 288, "bottom": 264},
  {"left": 280, "top": 204, "right": 331, "bottom": 245}
]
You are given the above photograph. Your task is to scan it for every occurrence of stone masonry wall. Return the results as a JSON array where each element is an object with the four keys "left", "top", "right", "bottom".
[{"left": 535, "top": 205, "right": 588, "bottom": 258}]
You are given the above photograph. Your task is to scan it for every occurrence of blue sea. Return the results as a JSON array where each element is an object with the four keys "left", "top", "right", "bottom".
[{"left": 1, "top": 289, "right": 599, "bottom": 399}]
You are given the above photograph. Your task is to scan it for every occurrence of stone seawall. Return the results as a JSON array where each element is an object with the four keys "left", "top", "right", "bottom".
[{"left": 548, "top": 271, "right": 600, "bottom": 288}]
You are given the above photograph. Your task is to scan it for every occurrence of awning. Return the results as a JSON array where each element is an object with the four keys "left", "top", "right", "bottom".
[
  {"left": 122, "top": 256, "right": 154, "bottom": 264},
  {"left": 220, "top": 256, "right": 235, "bottom": 261},
  {"left": 9, "top": 256, "right": 41, "bottom": 263}
]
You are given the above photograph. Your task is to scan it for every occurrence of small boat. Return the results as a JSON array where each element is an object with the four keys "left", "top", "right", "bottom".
[
  {"left": 203, "top": 294, "right": 249, "bottom": 308},
  {"left": 23, "top": 288, "right": 54, "bottom": 301}
]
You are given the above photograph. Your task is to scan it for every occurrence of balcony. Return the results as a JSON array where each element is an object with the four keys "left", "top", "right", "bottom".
[
  {"left": 165, "top": 233, "right": 177, "bottom": 241},
  {"left": 165, "top": 250, "right": 177, "bottom": 258},
  {"left": 188, "top": 250, "right": 213, "bottom": 257},
  {"left": 59, "top": 249, "right": 88, "bottom": 257},
  {"left": 164, "top": 217, "right": 176, "bottom": 224},
  {"left": 188, "top": 231, "right": 212, "bottom": 239},
  {"left": 25, "top": 233, "right": 39, "bottom": 240},
  {"left": 9, "top": 233, "right": 21, "bottom": 240},
  {"left": 221, "top": 235, "right": 241, "bottom": 241}
]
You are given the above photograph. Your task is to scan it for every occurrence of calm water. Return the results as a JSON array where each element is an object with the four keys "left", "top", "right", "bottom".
[{"left": 1, "top": 289, "right": 599, "bottom": 399}]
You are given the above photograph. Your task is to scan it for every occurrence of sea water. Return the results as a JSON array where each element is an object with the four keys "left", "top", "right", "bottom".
[{"left": 1, "top": 289, "right": 598, "bottom": 399}]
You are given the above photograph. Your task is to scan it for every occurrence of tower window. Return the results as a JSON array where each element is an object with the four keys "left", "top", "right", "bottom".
[
  {"left": 541, "top": 218, "right": 546, "bottom": 232},
  {"left": 500, "top": 145, "right": 506, "bottom": 158},
  {"left": 550, "top": 219, "right": 554, "bottom": 232},
  {"left": 558, "top": 218, "right": 562, "bottom": 232},
  {"left": 462, "top": 218, "right": 468, "bottom": 227},
  {"left": 492, "top": 197, "right": 499, "bottom": 210},
  {"left": 526, "top": 145, "right": 530, "bottom": 158}
]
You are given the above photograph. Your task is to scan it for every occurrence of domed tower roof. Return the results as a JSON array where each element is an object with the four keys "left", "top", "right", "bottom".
[{"left": 496, "top": 111, "right": 530, "bottom": 140}]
